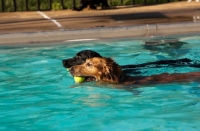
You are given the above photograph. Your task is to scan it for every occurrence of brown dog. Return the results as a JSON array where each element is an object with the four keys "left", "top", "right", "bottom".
[{"left": 69, "top": 57, "right": 200, "bottom": 85}]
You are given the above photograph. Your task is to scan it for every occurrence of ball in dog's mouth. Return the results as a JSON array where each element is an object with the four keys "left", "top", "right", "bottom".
[
  {"left": 74, "top": 76, "right": 96, "bottom": 83},
  {"left": 67, "top": 68, "right": 96, "bottom": 83},
  {"left": 74, "top": 76, "right": 85, "bottom": 83}
]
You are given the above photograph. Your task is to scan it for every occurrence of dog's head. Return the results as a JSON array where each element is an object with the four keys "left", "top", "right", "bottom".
[
  {"left": 69, "top": 57, "right": 125, "bottom": 83},
  {"left": 62, "top": 50, "right": 102, "bottom": 68}
]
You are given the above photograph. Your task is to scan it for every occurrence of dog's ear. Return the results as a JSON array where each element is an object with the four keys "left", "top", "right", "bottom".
[
  {"left": 80, "top": 50, "right": 101, "bottom": 59},
  {"left": 100, "top": 58, "right": 123, "bottom": 83}
]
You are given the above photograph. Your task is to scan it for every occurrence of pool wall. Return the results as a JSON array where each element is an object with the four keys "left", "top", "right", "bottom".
[{"left": 0, "top": 21, "right": 200, "bottom": 44}]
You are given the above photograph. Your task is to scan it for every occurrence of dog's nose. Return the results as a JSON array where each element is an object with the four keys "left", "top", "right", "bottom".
[
  {"left": 62, "top": 59, "right": 70, "bottom": 68},
  {"left": 62, "top": 60, "right": 66, "bottom": 66}
]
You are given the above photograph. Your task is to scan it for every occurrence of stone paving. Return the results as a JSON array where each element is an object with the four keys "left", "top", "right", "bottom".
[{"left": 0, "top": 1, "right": 200, "bottom": 34}]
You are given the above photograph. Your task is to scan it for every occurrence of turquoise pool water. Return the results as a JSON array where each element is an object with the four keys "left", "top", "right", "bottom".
[{"left": 1, "top": 36, "right": 200, "bottom": 130}]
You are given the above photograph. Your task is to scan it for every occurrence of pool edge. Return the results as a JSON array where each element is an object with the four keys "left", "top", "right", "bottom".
[{"left": 0, "top": 21, "right": 200, "bottom": 45}]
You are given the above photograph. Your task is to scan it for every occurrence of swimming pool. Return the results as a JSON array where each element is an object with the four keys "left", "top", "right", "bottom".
[{"left": 0, "top": 35, "right": 200, "bottom": 130}]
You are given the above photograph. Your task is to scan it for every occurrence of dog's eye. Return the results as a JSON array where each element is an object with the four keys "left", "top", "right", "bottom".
[{"left": 86, "top": 62, "right": 92, "bottom": 67}]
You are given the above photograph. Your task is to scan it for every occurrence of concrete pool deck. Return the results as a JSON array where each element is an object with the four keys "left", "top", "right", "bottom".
[{"left": 0, "top": 1, "right": 200, "bottom": 44}]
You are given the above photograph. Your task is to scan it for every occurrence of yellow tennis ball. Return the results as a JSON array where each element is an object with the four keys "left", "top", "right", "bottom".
[
  {"left": 74, "top": 76, "right": 85, "bottom": 83},
  {"left": 66, "top": 68, "right": 69, "bottom": 71}
]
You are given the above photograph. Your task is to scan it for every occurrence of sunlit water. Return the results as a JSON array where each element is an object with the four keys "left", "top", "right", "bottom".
[{"left": 0, "top": 36, "right": 200, "bottom": 131}]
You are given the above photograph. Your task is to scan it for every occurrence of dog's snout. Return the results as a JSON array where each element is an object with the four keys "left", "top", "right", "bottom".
[
  {"left": 62, "top": 60, "right": 67, "bottom": 66},
  {"left": 62, "top": 59, "right": 71, "bottom": 68}
]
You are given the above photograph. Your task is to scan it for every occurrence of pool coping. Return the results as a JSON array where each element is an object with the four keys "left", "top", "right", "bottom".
[{"left": 0, "top": 21, "right": 200, "bottom": 45}]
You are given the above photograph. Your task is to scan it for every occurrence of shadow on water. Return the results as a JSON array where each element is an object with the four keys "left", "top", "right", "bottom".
[
  {"left": 122, "top": 39, "right": 200, "bottom": 75},
  {"left": 143, "top": 39, "right": 188, "bottom": 57},
  {"left": 188, "top": 86, "right": 200, "bottom": 97}
]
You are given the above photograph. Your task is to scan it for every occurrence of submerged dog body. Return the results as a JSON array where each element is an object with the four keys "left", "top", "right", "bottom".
[{"left": 70, "top": 57, "right": 200, "bottom": 85}]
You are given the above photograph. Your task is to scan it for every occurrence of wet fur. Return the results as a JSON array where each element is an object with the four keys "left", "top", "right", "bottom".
[
  {"left": 62, "top": 50, "right": 101, "bottom": 68},
  {"left": 70, "top": 57, "right": 200, "bottom": 85},
  {"left": 70, "top": 57, "right": 123, "bottom": 83},
  {"left": 62, "top": 50, "right": 199, "bottom": 73}
]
